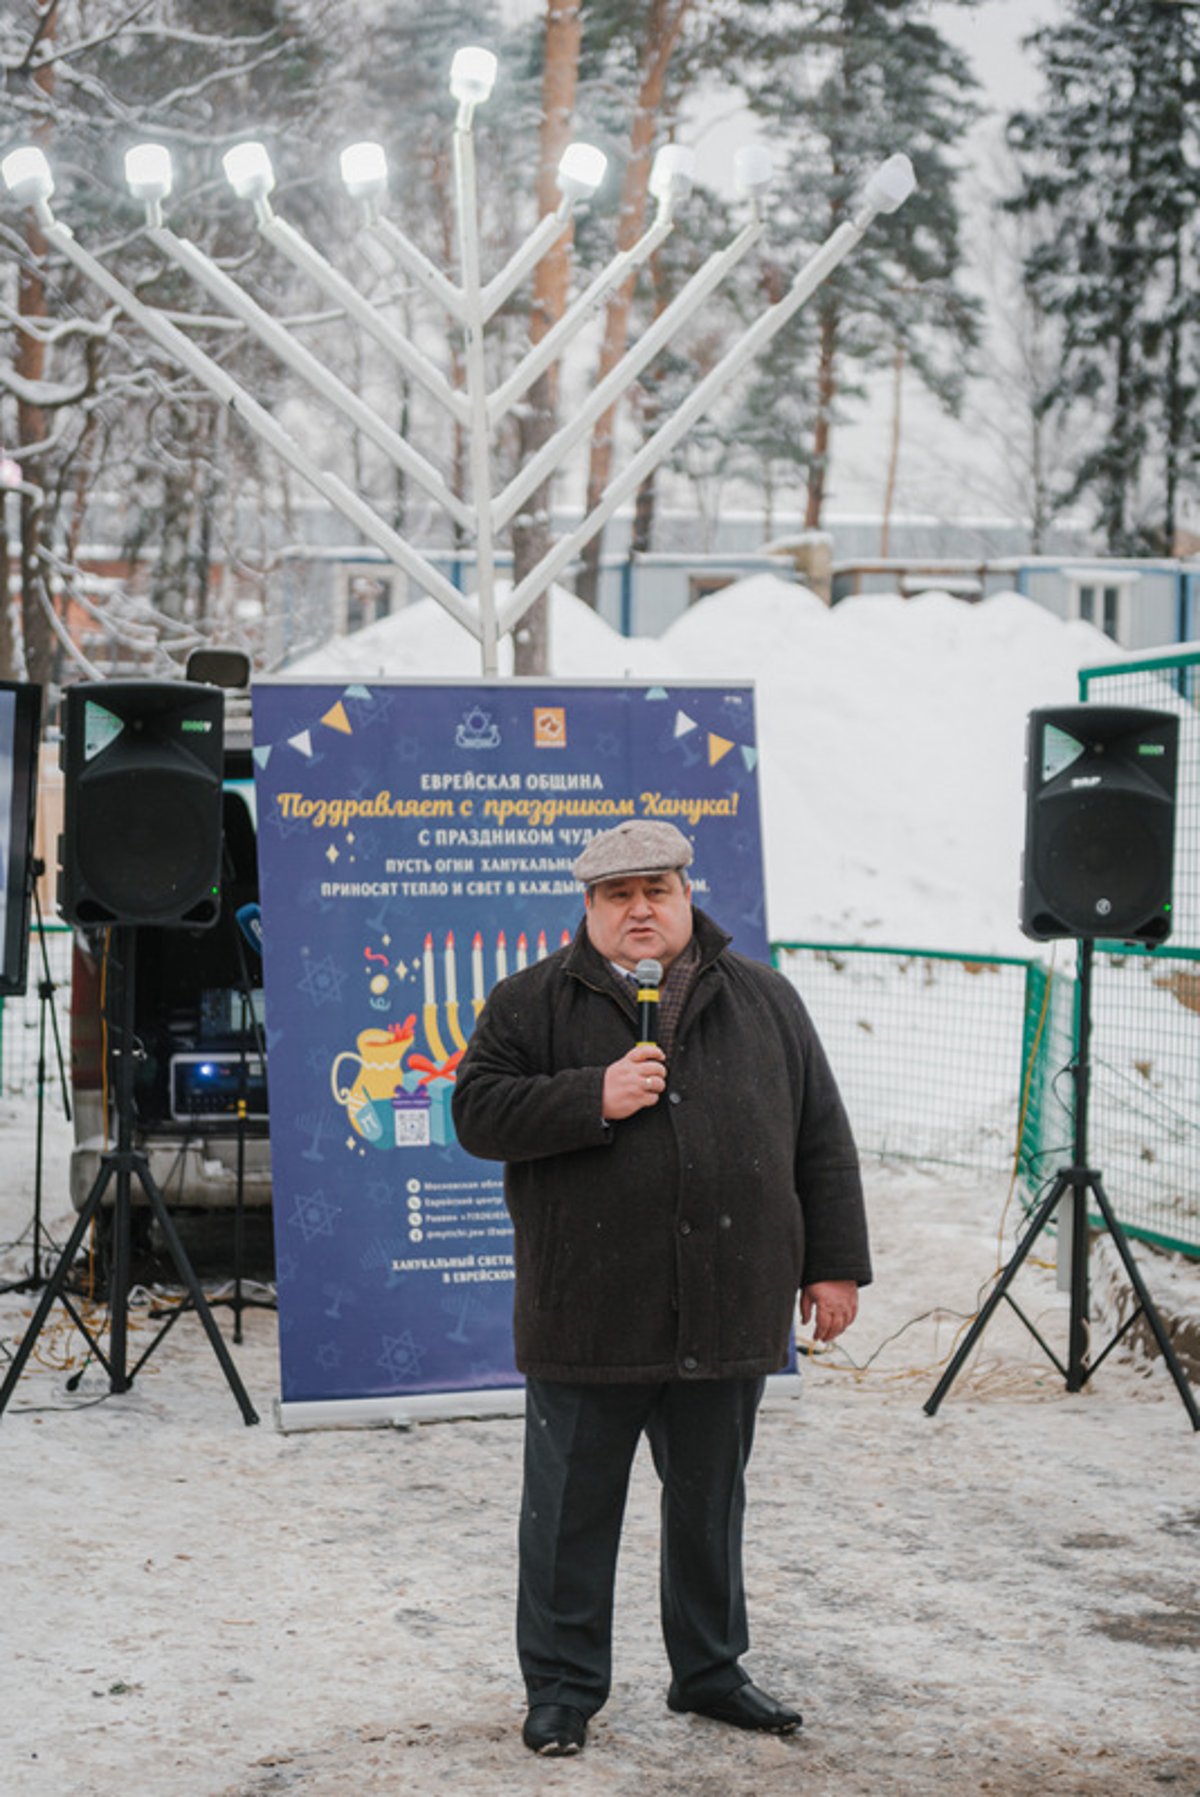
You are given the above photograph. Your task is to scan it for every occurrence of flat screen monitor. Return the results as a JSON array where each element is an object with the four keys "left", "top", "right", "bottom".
[{"left": 0, "top": 682, "right": 42, "bottom": 997}]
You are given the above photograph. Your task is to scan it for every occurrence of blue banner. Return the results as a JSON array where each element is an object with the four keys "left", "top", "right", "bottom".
[{"left": 251, "top": 679, "right": 767, "bottom": 1411}]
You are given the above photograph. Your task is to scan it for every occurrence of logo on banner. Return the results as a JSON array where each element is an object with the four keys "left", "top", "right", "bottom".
[
  {"left": 455, "top": 706, "right": 501, "bottom": 750},
  {"left": 534, "top": 706, "right": 566, "bottom": 749}
]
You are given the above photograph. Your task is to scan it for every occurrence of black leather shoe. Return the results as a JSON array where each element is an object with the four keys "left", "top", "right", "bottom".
[
  {"left": 669, "top": 1680, "right": 802, "bottom": 1733},
  {"left": 522, "top": 1704, "right": 588, "bottom": 1756}
]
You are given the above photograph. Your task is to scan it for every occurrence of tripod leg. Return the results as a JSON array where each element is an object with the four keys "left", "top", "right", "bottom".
[
  {"left": 29, "top": 979, "right": 48, "bottom": 1287},
  {"left": 134, "top": 1157, "right": 259, "bottom": 1426},
  {"left": 233, "top": 1100, "right": 247, "bottom": 1345},
  {"left": 108, "top": 1160, "right": 133, "bottom": 1393},
  {"left": 1066, "top": 1178, "right": 1091, "bottom": 1393},
  {"left": 0, "top": 1162, "right": 115, "bottom": 1419},
  {"left": 0, "top": 896, "right": 70, "bottom": 1296},
  {"left": 925, "top": 1173, "right": 1068, "bottom": 1417},
  {"left": 1087, "top": 1178, "right": 1200, "bottom": 1431}
]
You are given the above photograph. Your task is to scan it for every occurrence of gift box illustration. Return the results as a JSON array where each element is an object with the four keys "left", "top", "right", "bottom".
[
  {"left": 393, "top": 1052, "right": 461, "bottom": 1148},
  {"left": 392, "top": 1085, "right": 432, "bottom": 1147}
]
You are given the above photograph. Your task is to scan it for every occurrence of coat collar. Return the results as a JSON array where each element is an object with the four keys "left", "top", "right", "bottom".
[{"left": 563, "top": 904, "right": 732, "bottom": 992}]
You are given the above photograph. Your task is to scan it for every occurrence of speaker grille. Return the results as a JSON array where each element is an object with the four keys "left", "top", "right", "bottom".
[
  {"left": 1033, "top": 790, "right": 1172, "bottom": 937},
  {"left": 73, "top": 768, "right": 220, "bottom": 924},
  {"left": 59, "top": 680, "right": 224, "bottom": 929}
]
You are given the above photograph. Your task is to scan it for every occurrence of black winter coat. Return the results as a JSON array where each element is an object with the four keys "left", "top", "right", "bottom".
[{"left": 451, "top": 907, "right": 870, "bottom": 1383}]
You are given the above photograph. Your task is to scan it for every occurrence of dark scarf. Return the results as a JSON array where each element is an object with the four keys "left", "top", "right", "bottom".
[{"left": 608, "top": 935, "right": 701, "bottom": 1057}]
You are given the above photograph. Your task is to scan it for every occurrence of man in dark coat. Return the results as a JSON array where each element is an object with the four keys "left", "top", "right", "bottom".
[{"left": 452, "top": 818, "right": 870, "bottom": 1757}]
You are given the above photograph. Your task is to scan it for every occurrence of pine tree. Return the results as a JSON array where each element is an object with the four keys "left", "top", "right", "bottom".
[
  {"left": 1006, "top": 0, "right": 1200, "bottom": 554},
  {"left": 712, "top": 0, "right": 982, "bottom": 528}
]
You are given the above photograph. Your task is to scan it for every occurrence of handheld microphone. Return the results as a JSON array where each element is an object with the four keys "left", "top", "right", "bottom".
[{"left": 635, "top": 958, "right": 663, "bottom": 1045}]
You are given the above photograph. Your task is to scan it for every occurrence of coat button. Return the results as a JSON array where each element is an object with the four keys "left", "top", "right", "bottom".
[
  {"left": 668, "top": 1090, "right": 682, "bottom": 1105},
  {"left": 678, "top": 1219, "right": 693, "bottom": 1235},
  {"left": 682, "top": 1355, "right": 699, "bottom": 1372},
  {"left": 718, "top": 1213, "right": 732, "bottom": 1230}
]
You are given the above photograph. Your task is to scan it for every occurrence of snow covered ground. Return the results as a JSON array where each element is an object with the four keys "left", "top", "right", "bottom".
[
  {"left": 1, "top": 1108, "right": 1197, "bottom": 1797},
  {"left": 2, "top": 580, "right": 1197, "bottom": 1795}
]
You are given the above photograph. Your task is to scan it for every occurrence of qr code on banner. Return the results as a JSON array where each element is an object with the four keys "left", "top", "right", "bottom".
[{"left": 394, "top": 1111, "right": 431, "bottom": 1148}]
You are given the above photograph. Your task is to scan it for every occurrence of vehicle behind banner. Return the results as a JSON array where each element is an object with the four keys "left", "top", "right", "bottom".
[{"left": 252, "top": 679, "right": 768, "bottom": 1422}]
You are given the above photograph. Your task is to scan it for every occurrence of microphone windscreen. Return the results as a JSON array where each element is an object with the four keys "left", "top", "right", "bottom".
[
  {"left": 236, "top": 901, "right": 263, "bottom": 954},
  {"left": 635, "top": 957, "right": 663, "bottom": 988}
]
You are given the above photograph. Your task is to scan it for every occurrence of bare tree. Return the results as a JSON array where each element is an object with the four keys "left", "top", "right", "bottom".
[{"left": 0, "top": 0, "right": 352, "bottom": 681}]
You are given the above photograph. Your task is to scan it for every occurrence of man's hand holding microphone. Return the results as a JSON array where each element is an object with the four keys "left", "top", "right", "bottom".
[{"left": 603, "top": 958, "right": 665, "bottom": 1120}]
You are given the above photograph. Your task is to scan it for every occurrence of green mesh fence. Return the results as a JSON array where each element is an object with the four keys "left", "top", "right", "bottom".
[
  {"left": 773, "top": 943, "right": 1044, "bottom": 1177},
  {"left": 1016, "top": 949, "right": 1077, "bottom": 1194},
  {"left": 773, "top": 939, "right": 1199, "bottom": 1258},
  {"left": 1065, "top": 648, "right": 1200, "bottom": 1256},
  {"left": 1081, "top": 944, "right": 1200, "bottom": 1253},
  {"left": 1080, "top": 647, "right": 1200, "bottom": 949}
]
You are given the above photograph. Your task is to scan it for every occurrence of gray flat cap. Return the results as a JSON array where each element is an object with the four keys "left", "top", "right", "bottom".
[{"left": 572, "top": 819, "right": 694, "bottom": 885}]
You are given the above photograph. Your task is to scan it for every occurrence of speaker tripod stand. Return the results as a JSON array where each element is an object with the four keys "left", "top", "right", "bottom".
[
  {"left": 0, "top": 864, "right": 71, "bottom": 1296},
  {"left": 925, "top": 939, "right": 1199, "bottom": 1431},
  {"left": 0, "top": 925, "right": 258, "bottom": 1425}
]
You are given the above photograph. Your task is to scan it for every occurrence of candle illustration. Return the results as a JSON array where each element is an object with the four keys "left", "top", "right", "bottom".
[
  {"left": 422, "top": 931, "right": 448, "bottom": 1062},
  {"left": 472, "top": 931, "right": 485, "bottom": 1019},
  {"left": 445, "top": 929, "right": 467, "bottom": 1052},
  {"left": 536, "top": 929, "right": 548, "bottom": 961},
  {"left": 496, "top": 929, "right": 508, "bottom": 983},
  {"left": 516, "top": 931, "right": 528, "bottom": 971}
]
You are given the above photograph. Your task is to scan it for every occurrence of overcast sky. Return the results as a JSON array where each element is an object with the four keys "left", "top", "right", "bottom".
[{"left": 935, "top": 0, "right": 1062, "bottom": 113}]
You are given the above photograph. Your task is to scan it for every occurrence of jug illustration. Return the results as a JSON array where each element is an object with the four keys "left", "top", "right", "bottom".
[{"left": 331, "top": 1017, "right": 417, "bottom": 1138}]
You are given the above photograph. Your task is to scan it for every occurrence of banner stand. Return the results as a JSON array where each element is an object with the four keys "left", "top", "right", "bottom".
[
  {"left": 273, "top": 1371, "right": 802, "bottom": 1434},
  {"left": 253, "top": 677, "right": 772, "bottom": 1423}
]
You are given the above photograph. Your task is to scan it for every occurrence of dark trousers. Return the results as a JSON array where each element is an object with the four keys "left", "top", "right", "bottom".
[{"left": 518, "top": 1374, "right": 766, "bottom": 1718}]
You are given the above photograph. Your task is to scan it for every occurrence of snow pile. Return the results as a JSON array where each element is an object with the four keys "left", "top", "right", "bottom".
[{"left": 286, "top": 574, "right": 1123, "bottom": 955}]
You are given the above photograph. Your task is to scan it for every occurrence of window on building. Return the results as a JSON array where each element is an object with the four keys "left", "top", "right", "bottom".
[
  {"left": 1066, "top": 573, "right": 1134, "bottom": 644},
  {"left": 340, "top": 568, "right": 396, "bottom": 633}
]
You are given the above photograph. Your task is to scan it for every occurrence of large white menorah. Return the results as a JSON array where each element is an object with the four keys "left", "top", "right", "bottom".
[{"left": 2, "top": 46, "right": 915, "bottom": 675}]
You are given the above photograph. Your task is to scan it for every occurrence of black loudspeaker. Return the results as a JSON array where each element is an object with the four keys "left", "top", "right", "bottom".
[
  {"left": 1020, "top": 704, "right": 1179, "bottom": 944},
  {"left": 59, "top": 680, "right": 225, "bottom": 929}
]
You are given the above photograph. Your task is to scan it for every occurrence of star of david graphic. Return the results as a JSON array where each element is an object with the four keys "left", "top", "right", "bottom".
[
  {"left": 378, "top": 1331, "right": 426, "bottom": 1382},
  {"left": 298, "top": 954, "right": 347, "bottom": 1008},
  {"left": 351, "top": 688, "right": 396, "bottom": 731},
  {"left": 288, "top": 1189, "right": 341, "bottom": 1243}
]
